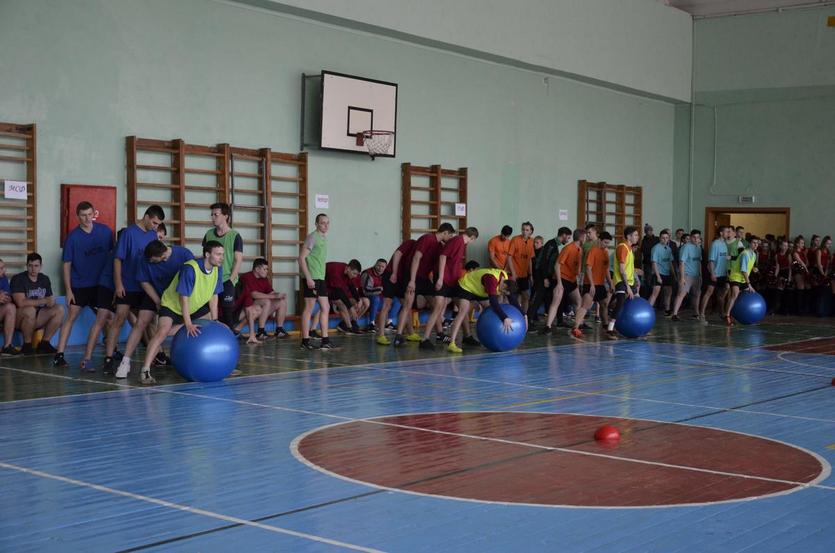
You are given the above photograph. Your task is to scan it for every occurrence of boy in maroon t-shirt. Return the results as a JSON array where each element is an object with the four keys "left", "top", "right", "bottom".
[
  {"left": 419, "top": 227, "right": 479, "bottom": 349},
  {"left": 394, "top": 223, "right": 457, "bottom": 347},
  {"left": 361, "top": 258, "right": 387, "bottom": 332},
  {"left": 324, "top": 260, "right": 362, "bottom": 334},
  {"left": 376, "top": 240, "right": 415, "bottom": 345},
  {"left": 234, "top": 258, "right": 288, "bottom": 341}
]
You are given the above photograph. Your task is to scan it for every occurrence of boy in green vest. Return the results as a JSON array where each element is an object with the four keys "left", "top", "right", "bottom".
[
  {"left": 138, "top": 241, "right": 225, "bottom": 385},
  {"left": 299, "top": 214, "right": 331, "bottom": 350},
  {"left": 203, "top": 203, "right": 243, "bottom": 329},
  {"left": 725, "top": 235, "right": 760, "bottom": 326},
  {"left": 446, "top": 268, "right": 521, "bottom": 353}
]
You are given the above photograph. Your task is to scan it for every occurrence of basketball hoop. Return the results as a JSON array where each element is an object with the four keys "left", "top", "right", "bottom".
[{"left": 355, "top": 130, "right": 394, "bottom": 160}]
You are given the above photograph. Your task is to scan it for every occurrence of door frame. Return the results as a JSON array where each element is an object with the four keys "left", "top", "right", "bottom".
[{"left": 704, "top": 206, "right": 791, "bottom": 241}]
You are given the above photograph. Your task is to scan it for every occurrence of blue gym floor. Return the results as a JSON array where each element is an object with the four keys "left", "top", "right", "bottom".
[{"left": 1, "top": 319, "right": 835, "bottom": 552}]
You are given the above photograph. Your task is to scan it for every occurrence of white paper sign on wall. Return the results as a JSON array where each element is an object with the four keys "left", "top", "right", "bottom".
[
  {"left": 4, "top": 180, "right": 27, "bottom": 200},
  {"left": 315, "top": 194, "right": 329, "bottom": 209},
  {"left": 558, "top": 209, "right": 568, "bottom": 221},
  {"left": 455, "top": 203, "right": 466, "bottom": 216}
]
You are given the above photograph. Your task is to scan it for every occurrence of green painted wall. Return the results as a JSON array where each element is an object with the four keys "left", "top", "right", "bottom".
[
  {"left": 0, "top": 0, "right": 676, "bottom": 300},
  {"left": 685, "top": 6, "right": 835, "bottom": 239}
]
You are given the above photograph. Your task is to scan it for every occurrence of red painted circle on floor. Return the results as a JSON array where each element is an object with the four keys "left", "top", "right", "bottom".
[{"left": 295, "top": 412, "right": 827, "bottom": 507}]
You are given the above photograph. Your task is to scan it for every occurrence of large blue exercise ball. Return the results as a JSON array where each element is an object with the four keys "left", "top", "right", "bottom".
[
  {"left": 171, "top": 321, "right": 240, "bottom": 382},
  {"left": 615, "top": 297, "right": 656, "bottom": 338},
  {"left": 476, "top": 305, "right": 526, "bottom": 352},
  {"left": 731, "top": 291, "right": 766, "bottom": 325}
]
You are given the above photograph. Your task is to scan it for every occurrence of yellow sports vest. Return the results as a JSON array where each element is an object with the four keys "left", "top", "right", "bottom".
[
  {"left": 160, "top": 259, "right": 219, "bottom": 315},
  {"left": 458, "top": 268, "right": 506, "bottom": 297},
  {"left": 612, "top": 242, "right": 635, "bottom": 286},
  {"left": 729, "top": 250, "right": 756, "bottom": 284}
]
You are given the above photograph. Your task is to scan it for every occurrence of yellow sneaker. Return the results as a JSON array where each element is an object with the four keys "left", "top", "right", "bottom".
[
  {"left": 447, "top": 342, "right": 463, "bottom": 353},
  {"left": 376, "top": 335, "right": 391, "bottom": 346},
  {"left": 405, "top": 333, "right": 422, "bottom": 342}
]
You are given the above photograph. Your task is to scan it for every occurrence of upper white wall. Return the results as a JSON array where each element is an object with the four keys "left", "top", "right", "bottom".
[{"left": 241, "top": 0, "right": 694, "bottom": 102}]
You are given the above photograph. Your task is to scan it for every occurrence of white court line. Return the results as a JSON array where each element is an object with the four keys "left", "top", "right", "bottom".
[
  {"left": 0, "top": 461, "right": 385, "bottom": 553},
  {"left": 777, "top": 351, "right": 835, "bottom": 371}
]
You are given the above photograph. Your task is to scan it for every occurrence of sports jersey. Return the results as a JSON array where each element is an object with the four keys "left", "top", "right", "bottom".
[
  {"left": 62, "top": 222, "right": 113, "bottom": 287},
  {"left": 508, "top": 235, "right": 535, "bottom": 278}
]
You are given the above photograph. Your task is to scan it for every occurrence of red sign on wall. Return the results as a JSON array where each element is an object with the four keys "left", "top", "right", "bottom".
[{"left": 60, "top": 184, "right": 118, "bottom": 246}]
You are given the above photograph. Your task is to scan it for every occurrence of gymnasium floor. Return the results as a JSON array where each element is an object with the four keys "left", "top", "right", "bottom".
[{"left": 2, "top": 316, "right": 834, "bottom": 552}]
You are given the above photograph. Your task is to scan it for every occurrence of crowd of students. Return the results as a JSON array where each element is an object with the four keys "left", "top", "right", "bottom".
[{"left": 2, "top": 201, "right": 830, "bottom": 385}]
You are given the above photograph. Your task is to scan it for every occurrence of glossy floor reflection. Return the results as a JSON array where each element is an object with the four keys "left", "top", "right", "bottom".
[{"left": 1, "top": 315, "right": 834, "bottom": 552}]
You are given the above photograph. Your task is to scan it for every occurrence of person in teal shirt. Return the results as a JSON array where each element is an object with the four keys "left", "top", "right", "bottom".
[
  {"left": 670, "top": 230, "right": 703, "bottom": 321},
  {"left": 700, "top": 225, "right": 733, "bottom": 321},
  {"left": 648, "top": 229, "right": 675, "bottom": 314}
]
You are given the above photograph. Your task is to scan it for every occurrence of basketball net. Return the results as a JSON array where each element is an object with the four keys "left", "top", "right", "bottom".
[{"left": 355, "top": 130, "right": 394, "bottom": 160}]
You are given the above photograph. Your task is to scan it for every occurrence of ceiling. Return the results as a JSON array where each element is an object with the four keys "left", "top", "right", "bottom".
[{"left": 663, "top": 0, "right": 834, "bottom": 18}]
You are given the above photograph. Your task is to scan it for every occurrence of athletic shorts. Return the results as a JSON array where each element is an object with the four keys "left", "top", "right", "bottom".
[
  {"left": 328, "top": 287, "right": 351, "bottom": 306},
  {"left": 382, "top": 273, "right": 406, "bottom": 299},
  {"left": 158, "top": 304, "right": 211, "bottom": 326},
  {"left": 614, "top": 281, "right": 639, "bottom": 295},
  {"left": 680, "top": 275, "right": 702, "bottom": 295},
  {"left": 581, "top": 284, "right": 608, "bottom": 302},
  {"left": 95, "top": 286, "right": 116, "bottom": 311},
  {"left": 115, "top": 290, "right": 146, "bottom": 309},
  {"left": 515, "top": 277, "right": 531, "bottom": 292},
  {"left": 139, "top": 293, "right": 159, "bottom": 313},
  {"left": 730, "top": 281, "right": 749, "bottom": 291},
  {"left": 455, "top": 287, "right": 486, "bottom": 303},
  {"left": 414, "top": 277, "right": 436, "bottom": 297},
  {"left": 708, "top": 276, "right": 729, "bottom": 288},
  {"left": 437, "top": 284, "right": 458, "bottom": 298},
  {"left": 302, "top": 278, "right": 327, "bottom": 298},
  {"left": 70, "top": 286, "right": 98, "bottom": 308},
  {"left": 221, "top": 280, "right": 236, "bottom": 308},
  {"left": 655, "top": 274, "right": 673, "bottom": 287},
  {"left": 561, "top": 279, "right": 578, "bottom": 295}
]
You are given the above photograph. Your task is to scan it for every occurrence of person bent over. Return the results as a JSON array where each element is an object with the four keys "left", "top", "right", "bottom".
[{"left": 447, "top": 268, "right": 522, "bottom": 353}]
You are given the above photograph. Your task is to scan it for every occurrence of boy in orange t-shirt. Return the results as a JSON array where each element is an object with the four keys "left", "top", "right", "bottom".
[
  {"left": 542, "top": 228, "right": 585, "bottom": 333},
  {"left": 487, "top": 225, "right": 513, "bottom": 270},
  {"left": 571, "top": 231, "right": 613, "bottom": 338},
  {"left": 508, "top": 221, "right": 535, "bottom": 312}
]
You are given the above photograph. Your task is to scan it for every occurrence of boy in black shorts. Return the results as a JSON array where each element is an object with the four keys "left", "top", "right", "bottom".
[{"left": 11, "top": 253, "right": 65, "bottom": 355}]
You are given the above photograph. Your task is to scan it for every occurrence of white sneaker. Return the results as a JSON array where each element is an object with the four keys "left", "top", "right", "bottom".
[
  {"left": 139, "top": 369, "right": 156, "bottom": 385},
  {"left": 115, "top": 357, "right": 131, "bottom": 379}
]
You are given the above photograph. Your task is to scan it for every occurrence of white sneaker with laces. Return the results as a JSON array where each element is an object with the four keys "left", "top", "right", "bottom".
[
  {"left": 140, "top": 369, "right": 156, "bottom": 385},
  {"left": 115, "top": 357, "right": 131, "bottom": 379}
]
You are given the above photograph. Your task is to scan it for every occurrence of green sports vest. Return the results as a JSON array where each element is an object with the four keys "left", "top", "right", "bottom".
[
  {"left": 729, "top": 250, "right": 756, "bottom": 284},
  {"left": 161, "top": 259, "right": 219, "bottom": 315},
  {"left": 204, "top": 228, "right": 240, "bottom": 284},
  {"left": 305, "top": 232, "right": 327, "bottom": 280},
  {"left": 458, "top": 268, "right": 506, "bottom": 297}
]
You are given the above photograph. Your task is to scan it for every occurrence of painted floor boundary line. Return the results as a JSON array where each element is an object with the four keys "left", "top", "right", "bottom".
[{"left": 0, "top": 461, "right": 385, "bottom": 553}]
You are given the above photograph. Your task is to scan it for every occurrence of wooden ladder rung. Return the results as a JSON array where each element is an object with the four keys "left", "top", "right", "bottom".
[
  {"left": 0, "top": 143, "right": 27, "bottom": 152},
  {"left": 231, "top": 205, "right": 266, "bottom": 211},
  {"left": 0, "top": 154, "right": 29, "bottom": 163},
  {"left": 270, "top": 175, "right": 301, "bottom": 182},
  {"left": 136, "top": 182, "right": 178, "bottom": 190},
  {"left": 184, "top": 168, "right": 221, "bottom": 175},
  {"left": 232, "top": 188, "right": 264, "bottom": 196},
  {"left": 272, "top": 191, "right": 302, "bottom": 198},
  {"left": 232, "top": 171, "right": 262, "bottom": 179},
  {"left": 271, "top": 240, "right": 302, "bottom": 245},
  {"left": 136, "top": 164, "right": 176, "bottom": 172}
]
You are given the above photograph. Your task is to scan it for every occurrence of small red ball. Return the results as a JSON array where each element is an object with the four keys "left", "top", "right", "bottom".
[{"left": 594, "top": 425, "right": 620, "bottom": 443}]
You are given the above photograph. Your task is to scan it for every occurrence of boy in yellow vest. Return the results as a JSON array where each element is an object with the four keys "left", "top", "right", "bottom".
[
  {"left": 725, "top": 236, "right": 760, "bottom": 326},
  {"left": 607, "top": 226, "right": 641, "bottom": 339},
  {"left": 138, "top": 241, "right": 225, "bottom": 385},
  {"left": 446, "top": 268, "right": 521, "bottom": 353}
]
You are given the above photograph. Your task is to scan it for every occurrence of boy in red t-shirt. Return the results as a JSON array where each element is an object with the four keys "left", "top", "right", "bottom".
[{"left": 235, "top": 258, "right": 288, "bottom": 342}]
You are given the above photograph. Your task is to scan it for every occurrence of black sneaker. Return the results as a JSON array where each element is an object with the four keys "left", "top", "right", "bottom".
[
  {"left": 52, "top": 352, "right": 68, "bottom": 368},
  {"left": 112, "top": 349, "right": 125, "bottom": 361},
  {"left": 579, "top": 323, "right": 591, "bottom": 330},
  {"left": 419, "top": 339, "right": 435, "bottom": 351},
  {"left": 101, "top": 356, "right": 115, "bottom": 374},
  {"left": 540, "top": 326, "right": 553, "bottom": 335},
  {"left": 435, "top": 332, "right": 447, "bottom": 342},
  {"left": 365, "top": 323, "right": 376, "bottom": 333},
  {"left": 350, "top": 322, "right": 362, "bottom": 334},
  {"left": 385, "top": 321, "right": 396, "bottom": 330},
  {"left": 20, "top": 343, "right": 35, "bottom": 356},
  {"left": 255, "top": 329, "right": 270, "bottom": 341},
  {"left": 671, "top": 315, "right": 680, "bottom": 321},
  {"left": 275, "top": 327, "right": 289, "bottom": 338},
  {"left": 0, "top": 345, "right": 19, "bottom": 356},
  {"left": 336, "top": 322, "right": 350, "bottom": 334},
  {"left": 36, "top": 341, "right": 58, "bottom": 354},
  {"left": 319, "top": 339, "right": 335, "bottom": 350},
  {"left": 300, "top": 339, "right": 317, "bottom": 350},
  {"left": 393, "top": 334, "right": 405, "bottom": 347},
  {"left": 462, "top": 335, "right": 480, "bottom": 346},
  {"left": 665, "top": 310, "right": 673, "bottom": 317},
  {"left": 152, "top": 351, "right": 172, "bottom": 367}
]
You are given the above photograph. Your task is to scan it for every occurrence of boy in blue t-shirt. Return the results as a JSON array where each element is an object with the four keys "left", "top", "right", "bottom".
[
  {"left": 53, "top": 201, "right": 114, "bottom": 368},
  {"left": 115, "top": 240, "right": 195, "bottom": 379},
  {"left": 670, "top": 230, "right": 704, "bottom": 321},
  {"left": 648, "top": 229, "right": 675, "bottom": 314},
  {"left": 100, "top": 205, "right": 165, "bottom": 375},
  {"left": 0, "top": 259, "right": 18, "bottom": 355},
  {"left": 699, "top": 225, "right": 733, "bottom": 321}
]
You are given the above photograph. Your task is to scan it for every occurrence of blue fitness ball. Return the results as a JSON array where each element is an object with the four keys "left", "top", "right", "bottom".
[
  {"left": 615, "top": 297, "right": 656, "bottom": 338},
  {"left": 171, "top": 320, "right": 240, "bottom": 382},
  {"left": 731, "top": 291, "right": 766, "bottom": 325},
  {"left": 476, "top": 305, "right": 527, "bottom": 352}
]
